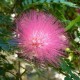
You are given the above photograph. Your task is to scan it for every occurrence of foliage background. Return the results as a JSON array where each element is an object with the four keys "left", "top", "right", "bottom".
[{"left": 0, "top": 0, "right": 80, "bottom": 80}]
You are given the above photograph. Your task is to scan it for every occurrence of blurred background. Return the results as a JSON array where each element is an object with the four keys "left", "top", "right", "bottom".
[{"left": 0, "top": 0, "right": 80, "bottom": 80}]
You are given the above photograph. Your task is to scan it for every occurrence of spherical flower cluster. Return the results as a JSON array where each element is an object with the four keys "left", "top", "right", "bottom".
[{"left": 15, "top": 10, "right": 69, "bottom": 66}]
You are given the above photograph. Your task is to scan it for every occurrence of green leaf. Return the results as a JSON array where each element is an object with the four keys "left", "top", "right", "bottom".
[
  {"left": 53, "top": 0, "right": 60, "bottom": 3},
  {"left": 70, "top": 73, "right": 80, "bottom": 80},
  {"left": 0, "top": 13, "right": 12, "bottom": 25},
  {"left": 65, "top": 76, "right": 73, "bottom": 80},
  {"left": 0, "top": 39, "right": 10, "bottom": 51},
  {"left": 46, "top": 0, "right": 51, "bottom": 3},
  {"left": 28, "top": 0, "right": 32, "bottom": 4},
  {"left": 60, "top": 1, "right": 78, "bottom": 8},
  {"left": 33, "top": 0, "right": 37, "bottom": 3},
  {"left": 66, "top": 16, "right": 80, "bottom": 31},
  {"left": 4, "top": 63, "right": 14, "bottom": 70},
  {"left": 22, "top": 0, "right": 28, "bottom": 6},
  {"left": 40, "top": 0, "right": 45, "bottom": 3},
  {"left": 0, "top": 67, "right": 5, "bottom": 75},
  {"left": 60, "top": 59, "right": 72, "bottom": 73}
]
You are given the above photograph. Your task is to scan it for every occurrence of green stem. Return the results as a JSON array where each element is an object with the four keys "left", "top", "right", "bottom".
[{"left": 16, "top": 60, "right": 22, "bottom": 80}]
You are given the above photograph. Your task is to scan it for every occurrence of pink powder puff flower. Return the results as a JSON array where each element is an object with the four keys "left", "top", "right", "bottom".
[{"left": 15, "top": 10, "right": 69, "bottom": 66}]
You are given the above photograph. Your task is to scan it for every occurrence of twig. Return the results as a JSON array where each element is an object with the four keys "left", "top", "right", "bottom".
[{"left": 16, "top": 60, "right": 22, "bottom": 80}]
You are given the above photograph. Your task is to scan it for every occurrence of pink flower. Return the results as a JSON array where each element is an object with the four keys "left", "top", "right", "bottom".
[{"left": 15, "top": 10, "right": 69, "bottom": 66}]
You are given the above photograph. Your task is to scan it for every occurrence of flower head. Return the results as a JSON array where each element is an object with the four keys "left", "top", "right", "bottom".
[{"left": 15, "top": 10, "right": 69, "bottom": 66}]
